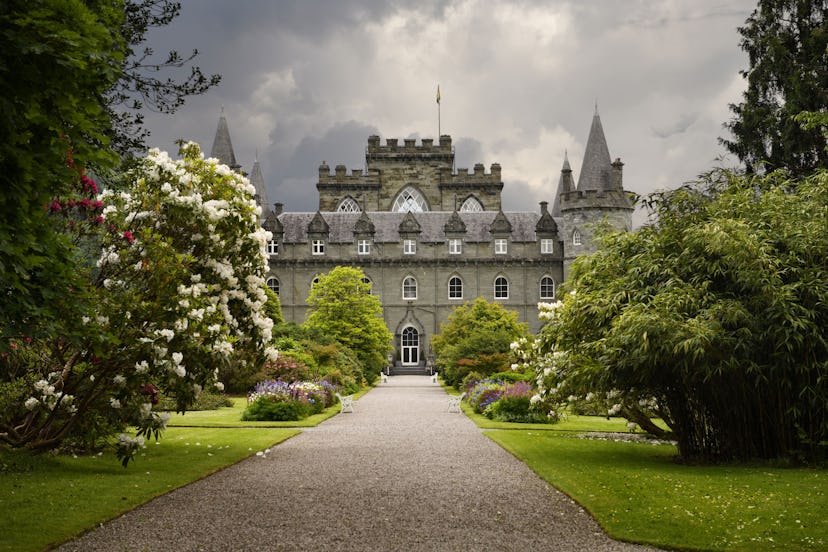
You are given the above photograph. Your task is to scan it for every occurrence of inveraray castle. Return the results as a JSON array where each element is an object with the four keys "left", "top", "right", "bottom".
[{"left": 209, "top": 111, "right": 633, "bottom": 373}]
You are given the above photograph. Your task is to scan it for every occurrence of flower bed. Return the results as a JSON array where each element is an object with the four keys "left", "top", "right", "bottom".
[{"left": 242, "top": 380, "right": 336, "bottom": 421}]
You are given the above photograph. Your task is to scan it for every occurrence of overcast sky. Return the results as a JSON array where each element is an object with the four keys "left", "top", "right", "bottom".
[{"left": 142, "top": 0, "right": 757, "bottom": 223}]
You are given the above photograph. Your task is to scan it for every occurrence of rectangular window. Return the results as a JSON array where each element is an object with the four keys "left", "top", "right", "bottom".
[
  {"left": 540, "top": 239, "right": 554, "bottom": 254},
  {"left": 403, "top": 239, "right": 416, "bottom": 255},
  {"left": 494, "top": 239, "right": 508, "bottom": 255},
  {"left": 267, "top": 239, "right": 279, "bottom": 256},
  {"left": 448, "top": 238, "right": 462, "bottom": 255},
  {"left": 312, "top": 240, "right": 325, "bottom": 255},
  {"left": 357, "top": 239, "right": 371, "bottom": 255}
]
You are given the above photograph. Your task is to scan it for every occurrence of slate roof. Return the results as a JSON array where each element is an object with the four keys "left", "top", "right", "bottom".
[
  {"left": 279, "top": 211, "right": 554, "bottom": 244},
  {"left": 577, "top": 110, "right": 612, "bottom": 192},
  {"left": 210, "top": 113, "right": 239, "bottom": 170}
]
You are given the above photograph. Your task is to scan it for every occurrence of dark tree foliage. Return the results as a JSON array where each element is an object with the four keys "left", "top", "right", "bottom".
[
  {"left": 0, "top": 0, "right": 125, "bottom": 346},
  {"left": 107, "top": 0, "right": 221, "bottom": 155},
  {"left": 722, "top": 0, "right": 828, "bottom": 176}
]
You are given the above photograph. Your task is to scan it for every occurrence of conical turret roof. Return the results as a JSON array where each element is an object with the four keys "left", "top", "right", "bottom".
[
  {"left": 210, "top": 111, "right": 240, "bottom": 171},
  {"left": 577, "top": 109, "right": 612, "bottom": 192},
  {"left": 551, "top": 151, "right": 574, "bottom": 217},
  {"left": 249, "top": 157, "right": 269, "bottom": 209}
]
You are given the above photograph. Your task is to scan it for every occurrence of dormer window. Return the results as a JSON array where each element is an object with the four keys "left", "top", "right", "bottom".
[
  {"left": 494, "top": 239, "right": 508, "bottom": 255},
  {"left": 312, "top": 240, "right": 325, "bottom": 255},
  {"left": 267, "top": 239, "right": 279, "bottom": 256},
  {"left": 540, "top": 239, "right": 554, "bottom": 254},
  {"left": 448, "top": 239, "right": 462, "bottom": 255},
  {"left": 357, "top": 239, "right": 371, "bottom": 255},
  {"left": 403, "top": 239, "right": 417, "bottom": 255}
]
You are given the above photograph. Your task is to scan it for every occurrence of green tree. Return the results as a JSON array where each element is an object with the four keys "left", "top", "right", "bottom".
[
  {"left": 431, "top": 298, "right": 528, "bottom": 388},
  {"left": 524, "top": 169, "right": 828, "bottom": 462},
  {"left": 0, "top": 0, "right": 125, "bottom": 347},
  {"left": 722, "top": 0, "right": 828, "bottom": 176},
  {"left": 303, "top": 267, "right": 392, "bottom": 384}
]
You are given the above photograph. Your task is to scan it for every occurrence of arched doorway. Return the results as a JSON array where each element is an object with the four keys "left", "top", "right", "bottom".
[{"left": 401, "top": 326, "right": 419, "bottom": 366}]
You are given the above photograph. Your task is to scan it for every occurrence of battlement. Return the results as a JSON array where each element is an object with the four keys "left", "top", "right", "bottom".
[
  {"left": 317, "top": 161, "right": 380, "bottom": 187},
  {"left": 366, "top": 134, "right": 454, "bottom": 159},
  {"left": 559, "top": 188, "right": 633, "bottom": 211},
  {"left": 439, "top": 163, "right": 503, "bottom": 188}
]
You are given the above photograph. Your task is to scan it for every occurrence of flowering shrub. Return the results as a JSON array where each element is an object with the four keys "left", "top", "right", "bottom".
[
  {"left": 0, "top": 143, "right": 279, "bottom": 465},
  {"left": 242, "top": 380, "right": 336, "bottom": 421},
  {"left": 467, "top": 380, "right": 505, "bottom": 414}
]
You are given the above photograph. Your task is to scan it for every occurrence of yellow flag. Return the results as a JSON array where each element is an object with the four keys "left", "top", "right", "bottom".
[{"left": 436, "top": 84, "right": 441, "bottom": 104}]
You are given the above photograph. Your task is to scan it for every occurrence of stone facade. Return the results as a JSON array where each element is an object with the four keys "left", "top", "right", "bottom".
[{"left": 209, "top": 110, "right": 633, "bottom": 371}]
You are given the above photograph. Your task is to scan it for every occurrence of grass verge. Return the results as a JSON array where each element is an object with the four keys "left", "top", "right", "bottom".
[
  {"left": 487, "top": 430, "right": 827, "bottom": 551},
  {"left": 0, "top": 427, "right": 298, "bottom": 552},
  {"left": 167, "top": 386, "right": 374, "bottom": 428}
]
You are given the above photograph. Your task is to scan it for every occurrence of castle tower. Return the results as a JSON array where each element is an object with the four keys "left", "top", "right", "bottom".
[
  {"left": 210, "top": 110, "right": 241, "bottom": 172},
  {"left": 249, "top": 155, "right": 270, "bottom": 217},
  {"left": 559, "top": 108, "right": 633, "bottom": 277}
]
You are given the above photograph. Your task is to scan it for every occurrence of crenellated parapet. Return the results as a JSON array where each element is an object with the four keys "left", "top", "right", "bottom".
[
  {"left": 440, "top": 162, "right": 503, "bottom": 191},
  {"left": 366, "top": 134, "right": 454, "bottom": 161}
]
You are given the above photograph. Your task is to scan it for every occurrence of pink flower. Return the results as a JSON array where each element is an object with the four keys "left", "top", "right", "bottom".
[
  {"left": 49, "top": 201, "right": 61, "bottom": 212},
  {"left": 94, "top": 215, "right": 105, "bottom": 224},
  {"left": 80, "top": 175, "right": 98, "bottom": 194},
  {"left": 123, "top": 231, "right": 134, "bottom": 245}
]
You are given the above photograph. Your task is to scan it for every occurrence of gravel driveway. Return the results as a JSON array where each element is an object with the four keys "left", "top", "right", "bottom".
[{"left": 58, "top": 376, "right": 659, "bottom": 551}]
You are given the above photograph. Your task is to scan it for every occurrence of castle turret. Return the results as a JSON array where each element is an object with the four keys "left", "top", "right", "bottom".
[
  {"left": 249, "top": 155, "right": 269, "bottom": 216},
  {"left": 560, "top": 109, "right": 633, "bottom": 278},
  {"left": 210, "top": 110, "right": 241, "bottom": 172},
  {"left": 551, "top": 151, "right": 574, "bottom": 217}
]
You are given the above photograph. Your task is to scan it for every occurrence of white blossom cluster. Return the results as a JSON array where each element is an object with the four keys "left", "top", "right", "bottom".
[{"left": 25, "top": 377, "right": 76, "bottom": 414}]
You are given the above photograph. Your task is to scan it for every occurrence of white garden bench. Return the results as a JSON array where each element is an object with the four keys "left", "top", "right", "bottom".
[
  {"left": 447, "top": 392, "right": 466, "bottom": 413},
  {"left": 335, "top": 392, "right": 356, "bottom": 413},
  {"left": 431, "top": 372, "right": 438, "bottom": 384},
  {"left": 380, "top": 372, "right": 388, "bottom": 383}
]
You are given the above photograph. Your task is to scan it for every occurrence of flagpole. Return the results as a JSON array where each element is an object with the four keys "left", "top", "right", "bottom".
[{"left": 436, "top": 84, "right": 441, "bottom": 137}]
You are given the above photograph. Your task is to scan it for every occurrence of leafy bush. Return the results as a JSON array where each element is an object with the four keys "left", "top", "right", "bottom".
[
  {"left": 489, "top": 371, "right": 533, "bottom": 384},
  {"left": 242, "top": 396, "right": 309, "bottom": 421},
  {"left": 484, "top": 382, "right": 548, "bottom": 423}
]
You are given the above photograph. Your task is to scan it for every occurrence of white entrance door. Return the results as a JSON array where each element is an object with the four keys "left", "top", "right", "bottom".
[{"left": 401, "top": 327, "right": 419, "bottom": 365}]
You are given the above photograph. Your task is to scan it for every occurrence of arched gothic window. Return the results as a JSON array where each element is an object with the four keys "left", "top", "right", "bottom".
[
  {"left": 459, "top": 196, "right": 483, "bottom": 212},
  {"left": 361, "top": 276, "right": 373, "bottom": 294},
  {"left": 448, "top": 276, "right": 463, "bottom": 299},
  {"left": 572, "top": 229, "right": 582, "bottom": 246},
  {"left": 494, "top": 276, "right": 509, "bottom": 299},
  {"left": 402, "top": 276, "right": 418, "bottom": 300},
  {"left": 337, "top": 197, "right": 361, "bottom": 212},
  {"left": 266, "top": 277, "right": 280, "bottom": 295},
  {"left": 540, "top": 276, "right": 555, "bottom": 300},
  {"left": 392, "top": 187, "right": 429, "bottom": 212}
]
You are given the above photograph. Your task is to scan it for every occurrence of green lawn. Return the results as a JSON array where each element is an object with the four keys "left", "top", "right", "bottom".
[
  {"left": 487, "top": 430, "right": 827, "bottom": 551},
  {"left": 0, "top": 426, "right": 298, "bottom": 552}
]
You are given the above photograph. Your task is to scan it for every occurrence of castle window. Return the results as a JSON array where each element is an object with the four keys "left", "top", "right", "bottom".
[
  {"left": 494, "top": 276, "right": 509, "bottom": 299},
  {"left": 459, "top": 197, "right": 483, "bottom": 212},
  {"left": 540, "top": 276, "right": 555, "bottom": 300},
  {"left": 392, "top": 187, "right": 429, "bottom": 212},
  {"left": 267, "top": 239, "right": 279, "bottom": 256},
  {"left": 402, "top": 276, "right": 417, "bottom": 300},
  {"left": 403, "top": 239, "right": 417, "bottom": 255},
  {"left": 572, "top": 229, "right": 582, "bottom": 246},
  {"left": 540, "top": 239, "right": 554, "bottom": 254},
  {"left": 266, "top": 277, "right": 280, "bottom": 295},
  {"left": 448, "top": 276, "right": 463, "bottom": 300},
  {"left": 361, "top": 276, "right": 373, "bottom": 294},
  {"left": 357, "top": 239, "right": 371, "bottom": 255},
  {"left": 494, "top": 239, "right": 508, "bottom": 255},
  {"left": 448, "top": 238, "right": 462, "bottom": 255},
  {"left": 311, "top": 276, "right": 320, "bottom": 288},
  {"left": 312, "top": 240, "right": 325, "bottom": 255},
  {"left": 337, "top": 197, "right": 361, "bottom": 212}
]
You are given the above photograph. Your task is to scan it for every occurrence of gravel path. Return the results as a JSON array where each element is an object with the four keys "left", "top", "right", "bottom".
[{"left": 59, "top": 376, "right": 659, "bottom": 551}]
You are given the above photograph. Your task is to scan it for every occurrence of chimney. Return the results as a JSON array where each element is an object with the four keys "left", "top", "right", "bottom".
[
  {"left": 539, "top": 201, "right": 549, "bottom": 215},
  {"left": 273, "top": 202, "right": 284, "bottom": 216}
]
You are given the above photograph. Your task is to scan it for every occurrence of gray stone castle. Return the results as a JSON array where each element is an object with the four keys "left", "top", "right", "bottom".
[{"left": 209, "top": 110, "right": 633, "bottom": 373}]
